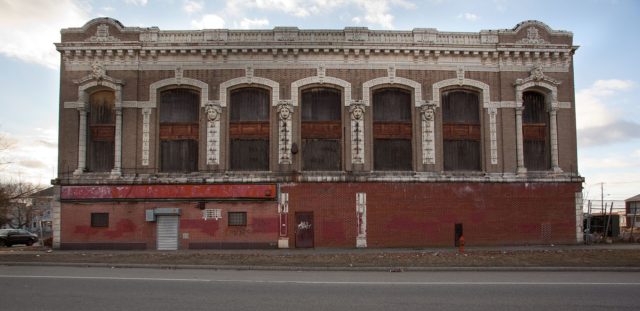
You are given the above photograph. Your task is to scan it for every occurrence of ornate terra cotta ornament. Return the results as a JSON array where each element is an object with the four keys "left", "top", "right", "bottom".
[
  {"left": 205, "top": 102, "right": 222, "bottom": 165},
  {"left": 277, "top": 100, "right": 294, "bottom": 164},
  {"left": 349, "top": 100, "right": 366, "bottom": 165}
]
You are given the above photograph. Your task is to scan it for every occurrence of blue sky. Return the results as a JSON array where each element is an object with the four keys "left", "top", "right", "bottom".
[{"left": 0, "top": 0, "right": 638, "bottom": 205}]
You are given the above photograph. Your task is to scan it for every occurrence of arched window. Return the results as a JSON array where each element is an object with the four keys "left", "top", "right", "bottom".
[
  {"left": 523, "top": 91, "right": 550, "bottom": 170},
  {"left": 442, "top": 90, "right": 481, "bottom": 171},
  {"left": 373, "top": 88, "right": 412, "bottom": 171},
  {"left": 229, "top": 87, "right": 270, "bottom": 171},
  {"left": 301, "top": 87, "right": 342, "bottom": 171},
  {"left": 87, "top": 90, "right": 115, "bottom": 172},
  {"left": 159, "top": 88, "right": 199, "bottom": 172}
]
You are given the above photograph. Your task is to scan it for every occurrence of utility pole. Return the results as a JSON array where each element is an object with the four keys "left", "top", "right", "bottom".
[{"left": 601, "top": 183, "right": 604, "bottom": 215}]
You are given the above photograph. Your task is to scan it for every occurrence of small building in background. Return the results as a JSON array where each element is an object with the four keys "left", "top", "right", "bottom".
[{"left": 625, "top": 194, "right": 640, "bottom": 229}]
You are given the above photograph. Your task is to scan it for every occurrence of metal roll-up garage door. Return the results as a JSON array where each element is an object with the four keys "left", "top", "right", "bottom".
[{"left": 156, "top": 215, "right": 179, "bottom": 250}]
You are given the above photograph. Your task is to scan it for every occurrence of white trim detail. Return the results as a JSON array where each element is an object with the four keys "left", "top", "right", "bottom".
[
  {"left": 204, "top": 101, "right": 222, "bottom": 166},
  {"left": 290, "top": 68, "right": 352, "bottom": 107},
  {"left": 419, "top": 102, "right": 437, "bottom": 165},
  {"left": 514, "top": 65, "right": 563, "bottom": 173},
  {"left": 356, "top": 192, "right": 367, "bottom": 248},
  {"left": 277, "top": 100, "right": 294, "bottom": 165},
  {"left": 432, "top": 72, "right": 498, "bottom": 165},
  {"left": 139, "top": 72, "right": 210, "bottom": 167},
  {"left": 219, "top": 65, "right": 280, "bottom": 107},
  {"left": 349, "top": 100, "right": 366, "bottom": 165},
  {"left": 69, "top": 62, "right": 125, "bottom": 176},
  {"left": 141, "top": 108, "right": 152, "bottom": 166},
  {"left": 362, "top": 69, "right": 423, "bottom": 107}
]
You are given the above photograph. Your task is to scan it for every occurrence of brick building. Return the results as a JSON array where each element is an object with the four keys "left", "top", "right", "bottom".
[{"left": 52, "top": 18, "right": 583, "bottom": 250}]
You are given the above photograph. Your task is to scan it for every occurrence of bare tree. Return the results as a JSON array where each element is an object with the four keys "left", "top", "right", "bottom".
[{"left": 0, "top": 181, "right": 45, "bottom": 228}]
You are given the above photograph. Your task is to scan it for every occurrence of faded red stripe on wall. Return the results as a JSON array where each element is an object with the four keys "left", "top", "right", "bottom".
[{"left": 61, "top": 184, "right": 277, "bottom": 200}]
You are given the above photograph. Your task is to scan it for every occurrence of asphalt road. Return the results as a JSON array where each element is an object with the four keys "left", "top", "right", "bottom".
[{"left": 1, "top": 266, "right": 639, "bottom": 311}]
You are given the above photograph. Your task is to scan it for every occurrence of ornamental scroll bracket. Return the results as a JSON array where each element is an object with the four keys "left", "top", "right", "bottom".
[
  {"left": 349, "top": 100, "right": 366, "bottom": 165},
  {"left": 419, "top": 101, "right": 437, "bottom": 165},
  {"left": 205, "top": 101, "right": 222, "bottom": 165},
  {"left": 277, "top": 100, "right": 294, "bottom": 165}
]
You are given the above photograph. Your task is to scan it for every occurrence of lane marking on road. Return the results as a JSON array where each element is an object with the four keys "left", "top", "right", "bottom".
[{"left": 1, "top": 275, "right": 640, "bottom": 286}]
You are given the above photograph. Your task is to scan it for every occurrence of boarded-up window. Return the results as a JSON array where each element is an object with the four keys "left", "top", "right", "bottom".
[
  {"left": 523, "top": 91, "right": 550, "bottom": 171},
  {"left": 373, "top": 88, "right": 412, "bottom": 170},
  {"left": 159, "top": 89, "right": 199, "bottom": 172},
  {"left": 301, "top": 88, "right": 342, "bottom": 171},
  {"left": 229, "top": 88, "right": 270, "bottom": 171},
  {"left": 87, "top": 90, "right": 115, "bottom": 172},
  {"left": 442, "top": 90, "right": 481, "bottom": 171}
]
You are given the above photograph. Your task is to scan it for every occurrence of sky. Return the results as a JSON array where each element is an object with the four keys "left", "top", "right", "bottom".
[{"left": 0, "top": 0, "right": 638, "bottom": 207}]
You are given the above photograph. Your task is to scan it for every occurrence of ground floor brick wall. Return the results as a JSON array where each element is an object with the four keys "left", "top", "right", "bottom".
[
  {"left": 282, "top": 182, "right": 582, "bottom": 248},
  {"left": 58, "top": 182, "right": 581, "bottom": 249}
]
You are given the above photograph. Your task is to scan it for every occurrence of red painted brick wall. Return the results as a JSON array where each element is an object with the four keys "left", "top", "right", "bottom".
[
  {"left": 60, "top": 201, "right": 279, "bottom": 249},
  {"left": 282, "top": 182, "right": 581, "bottom": 248},
  {"left": 59, "top": 182, "right": 580, "bottom": 249}
]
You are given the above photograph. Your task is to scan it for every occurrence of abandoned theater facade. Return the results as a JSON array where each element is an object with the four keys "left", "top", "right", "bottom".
[{"left": 53, "top": 18, "right": 583, "bottom": 250}]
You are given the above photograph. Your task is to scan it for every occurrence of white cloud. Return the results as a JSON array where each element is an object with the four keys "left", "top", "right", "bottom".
[
  {"left": 191, "top": 14, "right": 226, "bottom": 29},
  {"left": 124, "top": 0, "right": 148, "bottom": 6},
  {"left": 0, "top": 129, "right": 57, "bottom": 186},
  {"left": 458, "top": 13, "right": 479, "bottom": 21},
  {"left": 576, "top": 79, "right": 634, "bottom": 130},
  {"left": 237, "top": 18, "right": 270, "bottom": 29},
  {"left": 0, "top": 0, "right": 90, "bottom": 69},
  {"left": 183, "top": 0, "right": 203, "bottom": 14},
  {"left": 213, "top": 0, "right": 414, "bottom": 29}
]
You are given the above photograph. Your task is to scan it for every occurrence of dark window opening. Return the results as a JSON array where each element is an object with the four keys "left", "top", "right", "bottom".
[
  {"left": 87, "top": 90, "right": 115, "bottom": 172},
  {"left": 229, "top": 88, "right": 270, "bottom": 171},
  {"left": 442, "top": 90, "right": 481, "bottom": 171},
  {"left": 373, "top": 88, "right": 412, "bottom": 171},
  {"left": 301, "top": 88, "right": 342, "bottom": 171},
  {"left": 91, "top": 213, "right": 109, "bottom": 228},
  {"left": 228, "top": 212, "right": 247, "bottom": 226},
  {"left": 159, "top": 88, "right": 199, "bottom": 172},
  {"left": 522, "top": 91, "right": 550, "bottom": 171}
]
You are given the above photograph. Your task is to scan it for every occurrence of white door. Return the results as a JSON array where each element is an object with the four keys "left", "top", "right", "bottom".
[{"left": 156, "top": 216, "right": 179, "bottom": 250}]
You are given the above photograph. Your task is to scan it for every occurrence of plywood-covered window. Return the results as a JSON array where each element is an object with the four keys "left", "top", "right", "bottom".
[
  {"left": 159, "top": 89, "right": 199, "bottom": 172},
  {"left": 87, "top": 90, "right": 115, "bottom": 172},
  {"left": 373, "top": 88, "right": 412, "bottom": 171},
  {"left": 523, "top": 91, "right": 550, "bottom": 171},
  {"left": 301, "top": 87, "right": 342, "bottom": 171},
  {"left": 442, "top": 90, "right": 481, "bottom": 171},
  {"left": 229, "top": 88, "right": 270, "bottom": 171}
]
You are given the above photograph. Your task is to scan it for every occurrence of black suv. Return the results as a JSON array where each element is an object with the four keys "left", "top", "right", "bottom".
[{"left": 0, "top": 229, "right": 38, "bottom": 247}]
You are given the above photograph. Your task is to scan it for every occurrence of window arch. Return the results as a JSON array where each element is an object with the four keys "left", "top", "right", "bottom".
[
  {"left": 442, "top": 89, "right": 481, "bottom": 171},
  {"left": 373, "top": 88, "right": 412, "bottom": 171},
  {"left": 301, "top": 87, "right": 342, "bottom": 171},
  {"left": 87, "top": 90, "right": 115, "bottom": 172},
  {"left": 229, "top": 87, "right": 270, "bottom": 171},
  {"left": 159, "top": 88, "right": 199, "bottom": 172},
  {"left": 522, "top": 91, "right": 550, "bottom": 170}
]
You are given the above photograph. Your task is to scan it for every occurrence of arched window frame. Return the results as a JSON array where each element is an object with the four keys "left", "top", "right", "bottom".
[
  {"left": 298, "top": 86, "right": 344, "bottom": 171},
  {"left": 370, "top": 87, "right": 414, "bottom": 171},
  {"left": 514, "top": 68, "right": 563, "bottom": 174},
  {"left": 67, "top": 64, "right": 124, "bottom": 177},
  {"left": 226, "top": 86, "right": 272, "bottom": 171},
  {"left": 157, "top": 87, "right": 201, "bottom": 173},
  {"left": 440, "top": 87, "right": 483, "bottom": 171}
]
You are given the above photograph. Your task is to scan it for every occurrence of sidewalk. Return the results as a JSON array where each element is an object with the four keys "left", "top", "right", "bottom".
[{"left": 2, "top": 243, "right": 640, "bottom": 271}]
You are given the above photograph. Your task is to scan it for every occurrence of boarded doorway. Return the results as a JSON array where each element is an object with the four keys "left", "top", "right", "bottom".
[
  {"left": 454, "top": 223, "right": 463, "bottom": 247},
  {"left": 157, "top": 215, "right": 179, "bottom": 250},
  {"left": 295, "top": 212, "right": 314, "bottom": 248}
]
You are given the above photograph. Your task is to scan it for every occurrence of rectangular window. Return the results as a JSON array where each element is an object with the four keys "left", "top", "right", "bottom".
[
  {"left": 91, "top": 213, "right": 109, "bottom": 228},
  {"left": 228, "top": 212, "right": 247, "bottom": 226},
  {"left": 203, "top": 209, "right": 222, "bottom": 220}
]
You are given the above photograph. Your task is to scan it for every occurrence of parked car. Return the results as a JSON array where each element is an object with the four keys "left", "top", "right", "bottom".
[{"left": 0, "top": 229, "right": 39, "bottom": 247}]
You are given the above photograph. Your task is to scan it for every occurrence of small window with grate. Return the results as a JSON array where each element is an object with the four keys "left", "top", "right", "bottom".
[
  {"left": 91, "top": 213, "right": 109, "bottom": 228},
  {"left": 228, "top": 212, "right": 247, "bottom": 226},
  {"left": 203, "top": 209, "right": 222, "bottom": 220}
]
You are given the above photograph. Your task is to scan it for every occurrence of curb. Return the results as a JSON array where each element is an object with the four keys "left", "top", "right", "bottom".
[{"left": 3, "top": 261, "right": 640, "bottom": 272}]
